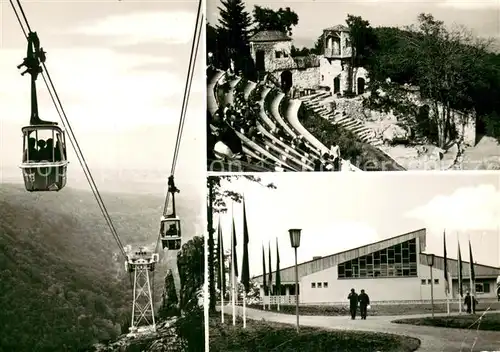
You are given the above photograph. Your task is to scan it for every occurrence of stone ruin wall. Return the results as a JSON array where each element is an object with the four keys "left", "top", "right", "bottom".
[
  {"left": 330, "top": 90, "right": 475, "bottom": 147},
  {"left": 271, "top": 67, "right": 321, "bottom": 90}
]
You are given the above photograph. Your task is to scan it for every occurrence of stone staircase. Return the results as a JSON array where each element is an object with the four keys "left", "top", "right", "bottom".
[{"left": 301, "top": 93, "right": 383, "bottom": 147}]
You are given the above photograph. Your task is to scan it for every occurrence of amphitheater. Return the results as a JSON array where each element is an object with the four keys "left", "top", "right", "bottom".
[{"left": 207, "top": 27, "right": 476, "bottom": 172}]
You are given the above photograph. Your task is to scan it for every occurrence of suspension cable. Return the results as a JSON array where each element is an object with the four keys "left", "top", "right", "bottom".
[
  {"left": 155, "top": 0, "right": 203, "bottom": 254},
  {"left": 10, "top": 0, "right": 127, "bottom": 259},
  {"left": 169, "top": 0, "right": 203, "bottom": 176}
]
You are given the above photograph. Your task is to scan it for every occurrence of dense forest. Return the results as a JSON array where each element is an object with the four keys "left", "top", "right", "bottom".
[
  {"left": 207, "top": 1, "right": 500, "bottom": 145},
  {"left": 0, "top": 183, "right": 201, "bottom": 351}
]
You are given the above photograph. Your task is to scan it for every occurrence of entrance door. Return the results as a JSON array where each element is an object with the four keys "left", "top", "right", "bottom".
[
  {"left": 357, "top": 77, "right": 366, "bottom": 95},
  {"left": 333, "top": 76, "right": 341, "bottom": 94},
  {"left": 256, "top": 50, "right": 265, "bottom": 72},
  {"left": 280, "top": 70, "right": 293, "bottom": 92}
]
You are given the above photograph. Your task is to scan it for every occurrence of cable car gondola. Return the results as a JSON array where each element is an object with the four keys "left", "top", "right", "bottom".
[
  {"left": 160, "top": 176, "right": 182, "bottom": 250},
  {"left": 20, "top": 125, "right": 68, "bottom": 191},
  {"left": 160, "top": 214, "right": 181, "bottom": 250},
  {"left": 17, "top": 31, "right": 69, "bottom": 192}
]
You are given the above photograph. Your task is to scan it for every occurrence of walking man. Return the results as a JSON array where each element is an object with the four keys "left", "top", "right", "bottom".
[
  {"left": 348, "top": 288, "right": 358, "bottom": 320},
  {"left": 464, "top": 291, "right": 477, "bottom": 314},
  {"left": 358, "top": 289, "right": 370, "bottom": 320}
]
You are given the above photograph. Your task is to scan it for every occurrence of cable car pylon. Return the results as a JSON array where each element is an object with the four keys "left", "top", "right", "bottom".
[{"left": 125, "top": 247, "right": 159, "bottom": 335}]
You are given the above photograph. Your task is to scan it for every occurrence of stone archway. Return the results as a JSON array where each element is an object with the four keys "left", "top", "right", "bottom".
[
  {"left": 357, "top": 77, "right": 366, "bottom": 95},
  {"left": 280, "top": 70, "right": 293, "bottom": 92},
  {"left": 333, "top": 76, "right": 341, "bottom": 94}
]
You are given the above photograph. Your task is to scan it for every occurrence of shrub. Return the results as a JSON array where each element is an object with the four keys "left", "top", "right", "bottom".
[
  {"left": 158, "top": 270, "right": 180, "bottom": 319},
  {"left": 393, "top": 314, "right": 500, "bottom": 331},
  {"left": 298, "top": 104, "right": 406, "bottom": 171},
  {"left": 298, "top": 104, "right": 362, "bottom": 160},
  {"left": 175, "top": 306, "right": 204, "bottom": 352}
]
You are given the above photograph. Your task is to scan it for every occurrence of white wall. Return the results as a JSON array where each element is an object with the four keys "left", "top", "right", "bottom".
[
  {"left": 319, "top": 57, "right": 342, "bottom": 93},
  {"left": 319, "top": 58, "right": 369, "bottom": 96},
  {"left": 299, "top": 262, "right": 454, "bottom": 303}
]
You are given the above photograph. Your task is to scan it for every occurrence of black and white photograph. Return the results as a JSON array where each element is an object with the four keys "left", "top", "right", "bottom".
[
  {"left": 206, "top": 172, "right": 500, "bottom": 351},
  {"left": 206, "top": 0, "right": 500, "bottom": 172},
  {"left": 0, "top": 1, "right": 205, "bottom": 351}
]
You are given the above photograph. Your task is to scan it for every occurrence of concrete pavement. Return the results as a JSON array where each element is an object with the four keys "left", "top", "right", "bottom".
[{"left": 220, "top": 305, "right": 500, "bottom": 352}]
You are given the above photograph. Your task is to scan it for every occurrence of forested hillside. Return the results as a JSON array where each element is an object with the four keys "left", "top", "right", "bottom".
[{"left": 0, "top": 183, "right": 201, "bottom": 351}]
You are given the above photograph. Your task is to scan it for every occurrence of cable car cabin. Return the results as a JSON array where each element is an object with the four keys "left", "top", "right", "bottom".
[
  {"left": 160, "top": 216, "right": 181, "bottom": 250},
  {"left": 125, "top": 250, "right": 159, "bottom": 272},
  {"left": 20, "top": 125, "right": 68, "bottom": 192}
]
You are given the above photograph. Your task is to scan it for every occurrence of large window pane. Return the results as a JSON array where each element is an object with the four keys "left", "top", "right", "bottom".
[{"left": 337, "top": 239, "right": 419, "bottom": 279}]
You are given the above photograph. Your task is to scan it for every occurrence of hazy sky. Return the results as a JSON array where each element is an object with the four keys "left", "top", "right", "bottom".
[
  {"left": 0, "top": 0, "right": 205, "bottom": 196},
  {"left": 215, "top": 173, "right": 500, "bottom": 277},
  {"left": 207, "top": 0, "right": 500, "bottom": 48}
]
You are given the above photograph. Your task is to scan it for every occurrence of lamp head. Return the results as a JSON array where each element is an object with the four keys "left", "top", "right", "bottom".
[
  {"left": 289, "top": 228, "right": 302, "bottom": 248},
  {"left": 426, "top": 253, "right": 435, "bottom": 266}
]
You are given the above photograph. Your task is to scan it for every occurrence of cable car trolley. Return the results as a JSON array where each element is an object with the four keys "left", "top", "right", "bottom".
[
  {"left": 17, "top": 31, "right": 68, "bottom": 192},
  {"left": 125, "top": 247, "right": 159, "bottom": 272},
  {"left": 160, "top": 176, "right": 182, "bottom": 250}
]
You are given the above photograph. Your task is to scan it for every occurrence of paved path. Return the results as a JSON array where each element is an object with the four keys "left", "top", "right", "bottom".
[{"left": 223, "top": 306, "right": 500, "bottom": 352}]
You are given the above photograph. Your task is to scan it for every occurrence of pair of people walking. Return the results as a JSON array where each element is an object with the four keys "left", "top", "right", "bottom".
[
  {"left": 348, "top": 288, "right": 370, "bottom": 320},
  {"left": 464, "top": 291, "right": 478, "bottom": 314}
]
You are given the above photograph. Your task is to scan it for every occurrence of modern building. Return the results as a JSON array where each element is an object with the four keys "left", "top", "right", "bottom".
[{"left": 253, "top": 228, "right": 500, "bottom": 305}]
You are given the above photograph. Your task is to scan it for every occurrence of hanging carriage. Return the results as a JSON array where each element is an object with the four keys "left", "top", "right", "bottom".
[
  {"left": 17, "top": 31, "right": 69, "bottom": 192},
  {"left": 20, "top": 125, "right": 68, "bottom": 191},
  {"left": 160, "top": 176, "right": 182, "bottom": 250},
  {"left": 160, "top": 215, "right": 181, "bottom": 250}
]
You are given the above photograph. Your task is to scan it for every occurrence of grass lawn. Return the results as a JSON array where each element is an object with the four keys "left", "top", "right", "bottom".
[
  {"left": 248, "top": 302, "right": 500, "bottom": 317},
  {"left": 209, "top": 315, "right": 420, "bottom": 352},
  {"left": 393, "top": 313, "right": 500, "bottom": 331}
]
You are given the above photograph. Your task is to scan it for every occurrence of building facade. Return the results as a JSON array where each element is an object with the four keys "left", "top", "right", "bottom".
[
  {"left": 253, "top": 229, "right": 500, "bottom": 305},
  {"left": 248, "top": 26, "right": 367, "bottom": 96}
]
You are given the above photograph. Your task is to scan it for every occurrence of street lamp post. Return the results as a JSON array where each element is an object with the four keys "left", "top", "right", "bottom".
[
  {"left": 289, "top": 229, "right": 302, "bottom": 333},
  {"left": 426, "top": 254, "right": 435, "bottom": 318}
]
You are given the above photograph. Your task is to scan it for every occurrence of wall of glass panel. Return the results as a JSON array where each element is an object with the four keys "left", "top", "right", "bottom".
[{"left": 338, "top": 239, "right": 418, "bottom": 279}]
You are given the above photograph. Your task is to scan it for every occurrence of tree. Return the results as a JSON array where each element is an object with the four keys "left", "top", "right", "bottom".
[
  {"left": 291, "top": 45, "right": 312, "bottom": 58},
  {"left": 252, "top": 6, "right": 299, "bottom": 36},
  {"left": 173, "top": 237, "right": 204, "bottom": 352},
  {"left": 207, "top": 22, "right": 220, "bottom": 67},
  {"left": 312, "top": 34, "right": 325, "bottom": 55},
  {"left": 177, "top": 236, "right": 204, "bottom": 313},
  {"left": 345, "top": 14, "right": 376, "bottom": 95},
  {"left": 404, "top": 13, "right": 491, "bottom": 148},
  {"left": 206, "top": 175, "right": 276, "bottom": 315},
  {"left": 217, "top": 0, "right": 253, "bottom": 75},
  {"left": 158, "top": 270, "right": 179, "bottom": 319},
  {"left": 208, "top": 175, "right": 276, "bottom": 214}
]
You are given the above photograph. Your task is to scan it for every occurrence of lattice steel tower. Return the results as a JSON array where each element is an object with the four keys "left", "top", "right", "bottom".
[{"left": 125, "top": 247, "right": 159, "bottom": 332}]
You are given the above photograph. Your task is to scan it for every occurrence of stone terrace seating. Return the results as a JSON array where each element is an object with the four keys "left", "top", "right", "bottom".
[
  {"left": 300, "top": 93, "right": 383, "bottom": 147},
  {"left": 285, "top": 98, "right": 361, "bottom": 171},
  {"left": 267, "top": 90, "right": 322, "bottom": 158},
  {"left": 207, "top": 67, "right": 354, "bottom": 171},
  {"left": 207, "top": 69, "right": 225, "bottom": 116}
]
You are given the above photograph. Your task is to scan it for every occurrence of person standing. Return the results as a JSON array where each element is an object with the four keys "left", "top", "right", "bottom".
[
  {"left": 348, "top": 288, "right": 358, "bottom": 320},
  {"left": 358, "top": 289, "right": 370, "bottom": 320},
  {"left": 464, "top": 291, "right": 477, "bottom": 313}
]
